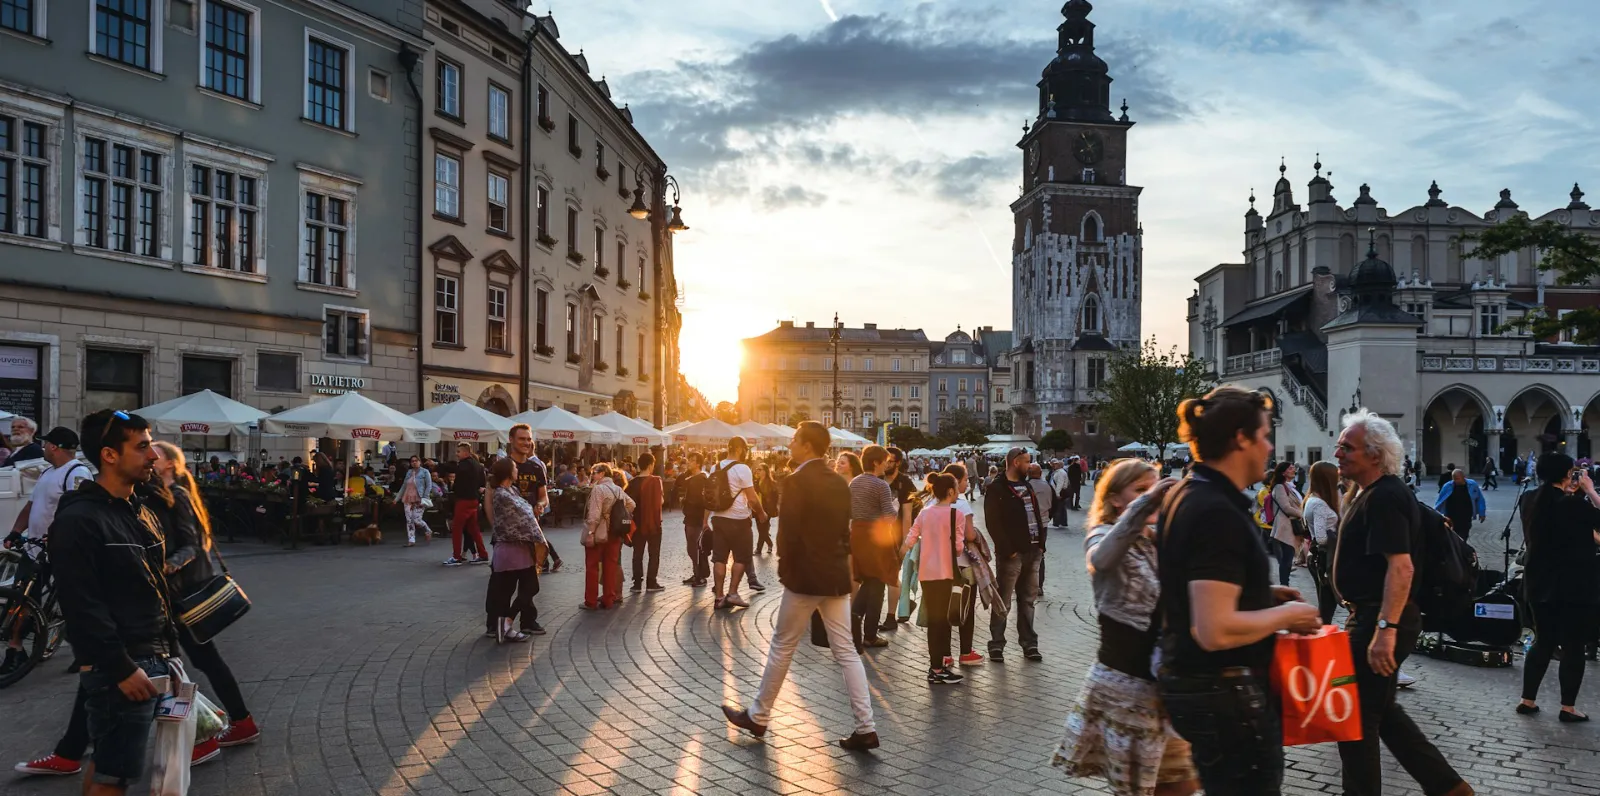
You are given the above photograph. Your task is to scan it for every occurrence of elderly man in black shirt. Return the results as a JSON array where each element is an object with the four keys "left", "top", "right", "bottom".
[{"left": 1333, "top": 411, "right": 1472, "bottom": 796}]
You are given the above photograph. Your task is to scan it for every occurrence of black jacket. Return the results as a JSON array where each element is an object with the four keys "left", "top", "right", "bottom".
[
  {"left": 984, "top": 476, "right": 1042, "bottom": 559},
  {"left": 776, "top": 458, "right": 853, "bottom": 596},
  {"left": 48, "top": 480, "right": 175, "bottom": 682},
  {"left": 146, "top": 483, "right": 221, "bottom": 597}
]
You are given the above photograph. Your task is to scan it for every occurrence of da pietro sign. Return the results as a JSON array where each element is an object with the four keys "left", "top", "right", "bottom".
[{"left": 309, "top": 374, "right": 367, "bottom": 395}]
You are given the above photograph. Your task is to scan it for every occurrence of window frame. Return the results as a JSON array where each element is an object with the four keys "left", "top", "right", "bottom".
[
  {"left": 487, "top": 82, "right": 510, "bottom": 141},
  {"left": 255, "top": 350, "right": 300, "bottom": 393},
  {"left": 486, "top": 169, "right": 508, "bottom": 232},
  {"left": 0, "top": 96, "right": 64, "bottom": 243},
  {"left": 435, "top": 55, "right": 461, "bottom": 120},
  {"left": 198, "top": 0, "right": 260, "bottom": 104},
  {"left": 2, "top": 0, "right": 47, "bottom": 38},
  {"left": 909, "top": 410, "right": 920, "bottom": 428},
  {"left": 322, "top": 304, "right": 369, "bottom": 363},
  {"left": 75, "top": 124, "right": 171, "bottom": 262},
  {"left": 564, "top": 301, "right": 578, "bottom": 361},
  {"left": 296, "top": 165, "right": 359, "bottom": 294},
  {"left": 486, "top": 284, "right": 508, "bottom": 352},
  {"left": 90, "top": 0, "right": 165, "bottom": 73},
  {"left": 303, "top": 29, "right": 355, "bottom": 133},
  {"left": 433, "top": 273, "right": 459, "bottom": 346},
  {"left": 433, "top": 151, "right": 460, "bottom": 218},
  {"left": 182, "top": 145, "right": 268, "bottom": 278},
  {"left": 534, "top": 183, "right": 550, "bottom": 241},
  {"left": 533, "top": 287, "right": 550, "bottom": 353}
]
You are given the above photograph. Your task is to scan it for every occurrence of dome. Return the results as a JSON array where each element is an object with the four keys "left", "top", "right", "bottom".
[
  {"left": 945, "top": 329, "right": 972, "bottom": 343},
  {"left": 1349, "top": 235, "right": 1397, "bottom": 294}
]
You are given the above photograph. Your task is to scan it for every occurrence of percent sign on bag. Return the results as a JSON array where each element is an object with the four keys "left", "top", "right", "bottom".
[
  {"left": 1286, "top": 659, "right": 1356, "bottom": 728},
  {"left": 1271, "top": 627, "right": 1363, "bottom": 745}
]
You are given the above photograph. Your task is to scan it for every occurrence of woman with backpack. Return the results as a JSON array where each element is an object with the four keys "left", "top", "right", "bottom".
[
  {"left": 581, "top": 463, "right": 636, "bottom": 610},
  {"left": 1517, "top": 452, "right": 1600, "bottom": 722},
  {"left": 900, "top": 472, "right": 981, "bottom": 685}
]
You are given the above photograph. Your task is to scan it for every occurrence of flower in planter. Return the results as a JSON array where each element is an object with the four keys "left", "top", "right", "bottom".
[
  {"left": 536, "top": 344, "right": 556, "bottom": 357},
  {"left": 594, "top": 361, "right": 610, "bottom": 372},
  {"left": 618, "top": 366, "right": 631, "bottom": 377},
  {"left": 537, "top": 233, "right": 559, "bottom": 248},
  {"left": 595, "top": 266, "right": 610, "bottom": 279},
  {"left": 567, "top": 251, "right": 587, "bottom": 265},
  {"left": 638, "top": 290, "right": 651, "bottom": 300},
  {"left": 618, "top": 279, "right": 633, "bottom": 290},
  {"left": 566, "top": 353, "right": 582, "bottom": 364}
]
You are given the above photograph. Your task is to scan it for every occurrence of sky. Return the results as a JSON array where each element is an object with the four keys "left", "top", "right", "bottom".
[{"left": 546, "top": 0, "right": 1599, "bottom": 403}]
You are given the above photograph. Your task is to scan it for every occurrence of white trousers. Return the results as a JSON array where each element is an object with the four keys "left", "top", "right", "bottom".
[
  {"left": 749, "top": 590, "right": 876, "bottom": 735},
  {"left": 403, "top": 503, "right": 432, "bottom": 543}
]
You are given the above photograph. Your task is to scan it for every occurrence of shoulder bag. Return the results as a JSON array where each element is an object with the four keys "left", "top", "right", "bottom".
[
  {"left": 918, "top": 507, "right": 972, "bottom": 627},
  {"left": 174, "top": 550, "right": 252, "bottom": 645},
  {"left": 1272, "top": 489, "right": 1309, "bottom": 538}
]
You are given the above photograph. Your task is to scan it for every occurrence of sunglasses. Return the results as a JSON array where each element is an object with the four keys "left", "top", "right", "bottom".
[{"left": 99, "top": 409, "right": 130, "bottom": 446}]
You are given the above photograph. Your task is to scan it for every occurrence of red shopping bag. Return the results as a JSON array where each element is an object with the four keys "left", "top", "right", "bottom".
[{"left": 1270, "top": 625, "right": 1363, "bottom": 746}]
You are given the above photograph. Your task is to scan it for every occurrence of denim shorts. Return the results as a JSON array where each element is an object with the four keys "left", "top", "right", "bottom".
[{"left": 82, "top": 656, "right": 169, "bottom": 786}]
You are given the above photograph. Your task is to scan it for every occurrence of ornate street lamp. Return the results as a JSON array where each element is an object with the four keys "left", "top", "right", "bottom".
[{"left": 629, "top": 168, "right": 689, "bottom": 232}]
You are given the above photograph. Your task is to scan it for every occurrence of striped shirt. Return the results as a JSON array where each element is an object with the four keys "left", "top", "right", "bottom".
[{"left": 849, "top": 474, "right": 898, "bottom": 521}]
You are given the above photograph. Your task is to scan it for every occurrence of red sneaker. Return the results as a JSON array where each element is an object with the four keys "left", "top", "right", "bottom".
[
  {"left": 13, "top": 754, "right": 82, "bottom": 776},
  {"left": 216, "top": 715, "right": 260, "bottom": 747},
  {"left": 958, "top": 652, "right": 985, "bottom": 666},
  {"left": 192, "top": 738, "right": 222, "bottom": 766}
]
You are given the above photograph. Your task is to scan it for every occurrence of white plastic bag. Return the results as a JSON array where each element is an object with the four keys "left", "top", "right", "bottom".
[
  {"left": 148, "top": 660, "right": 196, "bottom": 796},
  {"left": 195, "top": 691, "right": 230, "bottom": 740}
]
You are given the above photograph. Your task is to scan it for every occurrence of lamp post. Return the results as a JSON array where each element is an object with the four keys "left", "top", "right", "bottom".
[
  {"left": 831, "top": 313, "right": 842, "bottom": 430},
  {"left": 629, "top": 166, "right": 688, "bottom": 427}
]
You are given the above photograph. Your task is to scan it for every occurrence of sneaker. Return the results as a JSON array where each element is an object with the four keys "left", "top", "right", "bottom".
[
  {"left": 646, "top": 582, "right": 665, "bottom": 591},
  {"left": 989, "top": 649, "right": 1005, "bottom": 663},
  {"left": 862, "top": 637, "right": 889, "bottom": 648},
  {"left": 958, "top": 652, "right": 985, "bottom": 666},
  {"left": 682, "top": 576, "right": 697, "bottom": 585},
  {"left": 724, "top": 593, "right": 750, "bottom": 608},
  {"left": 942, "top": 656, "right": 955, "bottom": 669},
  {"left": 216, "top": 716, "right": 260, "bottom": 747},
  {"left": 631, "top": 582, "right": 643, "bottom": 592},
  {"left": 442, "top": 557, "right": 465, "bottom": 567},
  {"left": 1396, "top": 671, "right": 1417, "bottom": 689},
  {"left": 927, "top": 667, "right": 964, "bottom": 684},
  {"left": 1024, "top": 648, "right": 1044, "bottom": 662},
  {"left": 13, "top": 754, "right": 81, "bottom": 776},
  {"left": 524, "top": 622, "right": 546, "bottom": 636},
  {"left": 192, "top": 737, "right": 222, "bottom": 766},
  {"left": 470, "top": 557, "right": 490, "bottom": 565},
  {"left": 838, "top": 731, "right": 880, "bottom": 751},
  {"left": 549, "top": 559, "right": 563, "bottom": 573},
  {"left": 747, "top": 580, "right": 766, "bottom": 592}
]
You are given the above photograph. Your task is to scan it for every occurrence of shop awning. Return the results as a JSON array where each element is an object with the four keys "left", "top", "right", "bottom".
[{"left": 1223, "top": 286, "right": 1312, "bottom": 328}]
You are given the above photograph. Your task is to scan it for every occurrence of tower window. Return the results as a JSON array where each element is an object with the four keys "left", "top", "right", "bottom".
[
  {"left": 1083, "top": 214, "right": 1099, "bottom": 242},
  {"left": 1083, "top": 294, "right": 1101, "bottom": 333}
]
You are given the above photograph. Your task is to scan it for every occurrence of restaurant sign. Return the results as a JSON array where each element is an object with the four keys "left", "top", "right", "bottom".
[
  {"left": 350, "top": 427, "right": 384, "bottom": 440},
  {"left": 550, "top": 430, "right": 576, "bottom": 440},
  {"left": 453, "top": 430, "right": 481, "bottom": 441},
  {"left": 180, "top": 422, "right": 213, "bottom": 434},
  {"left": 310, "top": 374, "right": 367, "bottom": 395}
]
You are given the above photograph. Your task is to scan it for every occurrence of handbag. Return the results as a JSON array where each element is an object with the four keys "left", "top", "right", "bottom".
[
  {"left": 174, "top": 552, "right": 252, "bottom": 645},
  {"left": 1271, "top": 625, "right": 1364, "bottom": 745},
  {"left": 1271, "top": 491, "right": 1308, "bottom": 539}
]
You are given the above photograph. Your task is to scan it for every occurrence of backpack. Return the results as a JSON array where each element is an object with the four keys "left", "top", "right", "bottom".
[
  {"left": 704, "top": 462, "right": 737, "bottom": 513},
  {"left": 608, "top": 486, "right": 633, "bottom": 541},
  {"left": 1254, "top": 487, "right": 1274, "bottom": 529},
  {"left": 1414, "top": 500, "right": 1478, "bottom": 628}
]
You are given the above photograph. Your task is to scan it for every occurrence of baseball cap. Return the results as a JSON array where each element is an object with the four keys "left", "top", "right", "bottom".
[{"left": 40, "top": 427, "right": 80, "bottom": 449}]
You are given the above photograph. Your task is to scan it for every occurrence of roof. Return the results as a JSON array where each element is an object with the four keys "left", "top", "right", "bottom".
[
  {"left": 1070, "top": 334, "right": 1118, "bottom": 351},
  {"left": 745, "top": 323, "right": 928, "bottom": 344},
  {"left": 1223, "top": 285, "right": 1313, "bottom": 328},
  {"left": 976, "top": 328, "right": 1013, "bottom": 354}
]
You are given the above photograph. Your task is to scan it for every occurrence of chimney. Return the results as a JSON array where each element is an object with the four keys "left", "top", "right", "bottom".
[
  {"left": 863, "top": 323, "right": 877, "bottom": 330},
  {"left": 778, "top": 320, "right": 794, "bottom": 329},
  {"left": 805, "top": 321, "right": 815, "bottom": 328}
]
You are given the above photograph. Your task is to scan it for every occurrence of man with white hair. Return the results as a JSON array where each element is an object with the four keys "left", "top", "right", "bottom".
[
  {"left": 8, "top": 416, "right": 43, "bottom": 464},
  {"left": 1333, "top": 410, "right": 1472, "bottom": 796}
]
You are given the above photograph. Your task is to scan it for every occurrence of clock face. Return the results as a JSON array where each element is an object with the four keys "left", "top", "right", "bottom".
[{"left": 1073, "top": 131, "right": 1104, "bottom": 166}]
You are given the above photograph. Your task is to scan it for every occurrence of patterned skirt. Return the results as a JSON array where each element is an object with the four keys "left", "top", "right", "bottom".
[{"left": 1051, "top": 662, "right": 1197, "bottom": 796}]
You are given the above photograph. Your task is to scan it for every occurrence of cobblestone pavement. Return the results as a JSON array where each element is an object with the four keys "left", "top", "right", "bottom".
[{"left": 1, "top": 483, "right": 1594, "bottom": 795}]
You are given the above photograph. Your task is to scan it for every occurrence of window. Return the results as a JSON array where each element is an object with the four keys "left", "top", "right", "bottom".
[
  {"left": 433, "top": 153, "right": 459, "bottom": 218},
  {"left": 958, "top": 396, "right": 968, "bottom": 409},
  {"left": 1087, "top": 357, "right": 1107, "bottom": 390},
  {"left": 938, "top": 378, "right": 948, "bottom": 392},
  {"left": 486, "top": 171, "right": 508, "bottom": 231},
  {"left": 976, "top": 378, "right": 984, "bottom": 391},
  {"left": 798, "top": 384, "right": 809, "bottom": 399},
  {"left": 1404, "top": 302, "right": 1427, "bottom": 321},
  {"left": 181, "top": 355, "right": 232, "bottom": 406},
  {"left": 94, "top": 0, "right": 159, "bottom": 71},
  {"left": 615, "top": 242, "right": 625, "bottom": 283},
  {"left": 80, "top": 137, "right": 163, "bottom": 257},
  {"left": 958, "top": 378, "right": 968, "bottom": 392},
  {"left": 256, "top": 352, "right": 298, "bottom": 392},
  {"left": 909, "top": 410, "right": 920, "bottom": 427},
  {"left": 564, "top": 302, "right": 577, "bottom": 359},
  {"left": 890, "top": 385, "right": 901, "bottom": 398},
  {"left": 1083, "top": 294, "right": 1101, "bottom": 332},
  {"left": 775, "top": 383, "right": 786, "bottom": 398},
  {"left": 433, "top": 275, "right": 458, "bottom": 345},
  {"left": 487, "top": 84, "right": 509, "bottom": 139},
  {"left": 2, "top": 0, "right": 39, "bottom": 35},
  {"left": 1308, "top": 447, "right": 1323, "bottom": 463},
  {"left": 863, "top": 385, "right": 874, "bottom": 398},
  {"left": 892, "top": 357, "right": 901, "bottom": 371},
  {"left": 187, "top": 163, "right": 259, "bottom": 271},
  {"left": 84, "top": 348, "right": 145, "bottom": 414},
  {"left": 436, "top": 58, "right": 460, "bottom": 118},
  {"left": 976, "top": 397, "right": 985, "bottom": 412},
  {"left": 822, "top": 357, "right": 833, "bottom": 370},
  {"left": 594, "top": 225, "right": 603, "bottom": 268},
  {"left": 534, "top": 288, "right": 549, "bottom": 351},
  {"left": 591, "top": 313, "right": 603, "bottom": 364},
  {"left": 595, "top": 140, "right": 606, "bottom": 174},
  {"left": 301, "top": 190, "right": 349, "bottom": 287},
  {"left": 637, "top": 330, "right": 645, "bottom": 376},
  {"left": 615, "top": 324, "right": 624, "bottom": 371},
  {"left": 1479, "top": 304, "right": 1502, "bottom": 336},
  {"left": 567, "top": 114, "right": 580, "bottom": 156},
  {"left": 862, "top": 410, "right": 874, "bottom": 427},
  {"left": 863, "top": 357, "right": 874, "bottom": 371},
  {"left": 953, "top": 349, "right": 967, "bottom": 364},
  {"left": 305, "top": 35, "right": 350, "bottom": 130},
  {"left": 1085, "top": 420, "right": 1099, "bottom": 435},
  {"left": 202, "top": 1, "right": 254, "bottom": 101},
  {"left": 996, "top": 387, "right": 1004, "bottom": 402},
  {"left": 938, "top": 397, "right": 948, "bottom": 412},
  {"left": 536, "top": 83, "right": 551, "bottom": 127},
  {"left": 323, "top": 306, "right": 367, "bottom": 360},
  {"left": 487, "top": 286, "right": 507, "bottom": 351},
  {"left": 566, "top": 207, "right": 578, "bottom": 255},
  {"left": 890, "top": 411, "right": 902, "bottom": 425},
  {"left": 842, "top": 356, "right": 853, "bottom": 371},
  {"left": 637, "top": 255, "right": 647, "bottom": 293},
  {"left": 0, "top": 115, "right": 50, "bottom": 238},
  {"left": 910, "top": 385, "right": 921, "bottom": 399},
  {"left": 821, "top": 410, "right": 833, "bottom": 426},
  {"left": 797, "top": 357, "right": 808, "bottom": 370},
  {"left": 535, "top": 185, "right": 549, "bottom": 239}
]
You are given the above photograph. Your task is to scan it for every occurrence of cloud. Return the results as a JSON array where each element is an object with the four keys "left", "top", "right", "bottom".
[
  {"left": 934, "top": 154, "right": 1013, "bottom": 198},
  {"left": 759, "top": 184, "right": 828, "bottom": 210}
]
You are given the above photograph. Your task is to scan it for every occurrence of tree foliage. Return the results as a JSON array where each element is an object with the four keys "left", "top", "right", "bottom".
[
  {"left": 936, "top": 407, "right": 991, "bottom": 446},
  {"left": 991, "top": 410, "right": 1014, "bottom": 435},
  {"left": 1038, "top": 429, "right": 1073, "bottom": 452},
  {"left": 1459, "top": 215, "right": 1600, "bottom": 343},
  {"left": 714, "top": 401, "right": 740, "bottom": 424},
  {"left": 787, "top": 410, "right": 810, "bottom": 425},
  {"left": 1094, "top": 338, "right": 1216, "bottom": 456},
  {"left": 889, "top": 424, "right": 928, "bottom": 450}
]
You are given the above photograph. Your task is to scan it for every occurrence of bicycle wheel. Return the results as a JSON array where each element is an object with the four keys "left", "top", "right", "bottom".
[{"left": 0, "top": 589, "right": 47, "bottom": 689}]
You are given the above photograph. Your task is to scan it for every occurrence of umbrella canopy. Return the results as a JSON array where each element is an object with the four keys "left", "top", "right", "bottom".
[
  {"left": 590, "top": 412, "right": 670, "bottom": 446},
  {"left": 262, "top": 393, "right": 440, "bottom": 443},
  {"left": 828, "top": 427, "right": 870, "bottom": 449},
  {"left": 0, "top": 408, "right": 14, "bottom": 420},
  {"left": 764, "top": 423, "right": 798, "bottom": 438},
  {"left": 670, "top": 418, "right": 741, "bottom": 446},
  {"left": 664, "top": 420, "right": 694, "bottom": 434},
  {"left": 1117, "top": 441, "right": 1152, "bottom": 452},
  {"left": 410, "top": 401, "right": 515, "bottom": 445},
  {"left": 732, "top": 421, "right": 788, "bottom": 447},
  {"left": 505, "top": 406, "right": 619, "bottom": 444},
  {"left": 135, "top": 389, "right": 268, "bottom": 437}
]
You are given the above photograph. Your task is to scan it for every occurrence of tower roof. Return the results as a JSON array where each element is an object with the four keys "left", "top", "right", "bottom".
[
  {"left": 1325, "top": 230, "right": 1419, "bottom": 329},
  {"left": 1036, "top": 0, "right": 1118, "bottom": 123}
]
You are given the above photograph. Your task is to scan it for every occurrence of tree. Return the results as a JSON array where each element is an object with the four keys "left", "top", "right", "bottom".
[
  {"left": 787, "top": 410, "right": 810, "bottom": 425},
  {"left": 1094, "top": 338, "right": 1216, "bottom": 457},
  {"left": 936, "top": 407, "right": 991, "bottom": 446},
  {"left": 991, "top": 410, "right": 1014, "bottom": 435},
  {"left": 889, "top": 424, "right": 928, "bottom": 450},
  {"left": 714, "top": 401, "right": 740, "bottom": 424},
  {"left": 1459, "top": 215, "right": 1600, "bottom": 343},
  {"left": 1038, "top": 429, "right": 1073, "bottom": 452}
]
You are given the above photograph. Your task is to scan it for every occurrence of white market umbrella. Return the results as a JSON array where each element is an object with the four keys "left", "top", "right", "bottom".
[
  {"left": 828, "top": 427, "right": 870, "bottom": 449},
  {"left": 1117, "top": 441, "right": 1154, "bottom": 452},
  {"left": 765, "top": 423, "right": 798, "bottom": 438},
  {"left": 263, "top": 392, "right": 440, "bottom": 443},
  {"left": 0, "top": 409, "right": 13, "bottom": 420},
  {"left": 134, "top": 389, "right": 268, "bottom": 437},
  {"left": 506, "top": 406, "right": 619, "bottom": 444},
  {"left": 733, "top": 421, "right": 788, "bottom": 447},
  {"left": 664, "top": 420, "right": 694, "bottom": 434},
  {"left": 670, "top": 418, "right": 741, "bottom": 446},
  {"left": 410, "top": 401, "right": 515, "bottom": 445},
  {"left": 590, "top": 411, "right": 670, "bottom": 446}
]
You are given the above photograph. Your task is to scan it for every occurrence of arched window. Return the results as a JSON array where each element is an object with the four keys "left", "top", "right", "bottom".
[
  {"left": 1410, "top": 235, "right": 1427, "bottom": 279},
  {"left": 1082, "top": 213, "right": 1100, "bottom": 242},
  {"left": 1339, "top": 233, "right": 1356, "bottom": 275},
  {"left": 1023, "top": 219, "right": 1034, "bottom": 250},
  {"left": 1082, "top": 294, "right": 1101, "bottom": 333}
]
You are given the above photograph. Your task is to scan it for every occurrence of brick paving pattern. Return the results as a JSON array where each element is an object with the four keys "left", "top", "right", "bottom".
[{"left": 1, "top": 483, "right": 1594, "bottom": 794}]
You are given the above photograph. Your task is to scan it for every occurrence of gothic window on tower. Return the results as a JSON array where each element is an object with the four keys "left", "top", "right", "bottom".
[
  {"left": 1082, "top": 168, "right": 1095, "bottom": 184},
  {"left": 1082, "top": 213, "right": 1100, "bottom": 242},
  {"left": 1083, "top": 294, "right": 1101, "bottom": 333}
]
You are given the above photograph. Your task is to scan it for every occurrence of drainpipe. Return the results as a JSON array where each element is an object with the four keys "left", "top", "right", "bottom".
[
  {"left": 400, "top": 45, "right": 425, "bottom": 414},
  {"left": 518, "top": 30, "right": 534, "bottom": 411}
]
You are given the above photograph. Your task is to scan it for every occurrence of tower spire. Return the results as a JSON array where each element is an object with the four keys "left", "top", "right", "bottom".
[{"left": 1036, "top": 0, "right": 1117, "bottom": 123}]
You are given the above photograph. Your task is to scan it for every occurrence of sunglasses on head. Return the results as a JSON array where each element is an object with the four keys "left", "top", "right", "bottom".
[{"left": 100, "top": 409, "right": 130, "bottom": 444}]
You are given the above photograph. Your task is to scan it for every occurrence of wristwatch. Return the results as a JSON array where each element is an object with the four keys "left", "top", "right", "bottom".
[{"left": 1376, "top": 619, "right": 1395, "bottom": 630}]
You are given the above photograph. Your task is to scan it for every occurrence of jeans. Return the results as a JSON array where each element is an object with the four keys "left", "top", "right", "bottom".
[
  {"left": 1523, "top": 601, "right": 1596, "bottom": 706},
  {"left": 853, "top": 578, "right": 887, "bottom": 644},
  {"left": 451, "top": 500, "right": 485, "bottom": 560},
  {"left": 1270, "top": 537, "right": 1295, "bottom": 586},
  {"left": 583, "top": 537, "right": 624, "bottom": 608},
  {"left": 630, "top": 530, "right": 661, "bottom": 586},
  {"left": 749, "top": 590, "right": 875, "bottom": 736},
  {"left": 988, "top": 549, "right": 1041, "bottom": 654},
  {"left": 486, "top": 567, "right": 540, "bottom": 632},
  {"left": 1160, "top": 670, "right": 1283, "bottom": 795},
  {"left": 755, "top": 516, "right": 774, "bottom": 555},
  {"left": 1339, "top": 605, "right": 1463, "bottom": 796},
  {"left": 82, "top": 656, "right": 169, "bottom": 785},
  {"left": 1308, "top": 543, "right": 1338, "bottom": 625}
]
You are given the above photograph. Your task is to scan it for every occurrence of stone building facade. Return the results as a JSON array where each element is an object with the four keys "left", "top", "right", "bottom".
[
  {"left": 975, "top": 326, "right": 1014, "bottom": 432},
  {"left": 0, "top": 0, "right": 426, "bottom": 457},
  {"left": 1010, "top": 0, "right": 1143, "bottom": 448},
  {"left": 1189, "top": 166, "right": 1600, "bottom": 473},
  {"left": 927, "top": 329, "right": 990, "bottom": 434},
  {"left": 739, "top": 321, "right": 930, "bottom": 434}
]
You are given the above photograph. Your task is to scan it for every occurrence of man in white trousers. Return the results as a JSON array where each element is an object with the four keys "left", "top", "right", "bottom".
[{"left": 721, "top": 421, "right": 879, "bottom": 751}]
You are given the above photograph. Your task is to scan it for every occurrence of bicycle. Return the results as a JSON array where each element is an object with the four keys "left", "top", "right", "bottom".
[{"left": 0, "top": 536, "right": 64, "bottom": 689}]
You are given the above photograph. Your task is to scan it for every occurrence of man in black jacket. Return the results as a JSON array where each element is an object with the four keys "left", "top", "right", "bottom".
[
  {"left": 983, "top": 447, "right": 1046, "bottom": 662},
  {"left": 49, "top": 409, "right": 175, "bottom": 795},
  {"left": 722, "top": 421, "right": 878, "bottom": 751}
]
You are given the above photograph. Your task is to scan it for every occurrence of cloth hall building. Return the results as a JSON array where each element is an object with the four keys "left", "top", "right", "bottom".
[{"left": 1188, "top": 164, "right": 1600, "bottom": 474}]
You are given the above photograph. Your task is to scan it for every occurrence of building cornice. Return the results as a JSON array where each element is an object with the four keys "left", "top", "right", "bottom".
[
  {"left": 280, "top": 0, "right": 429, "bottom": 50},
  {"left": 1011, "top": 182, "right": 1143, "bottom": 213}
]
